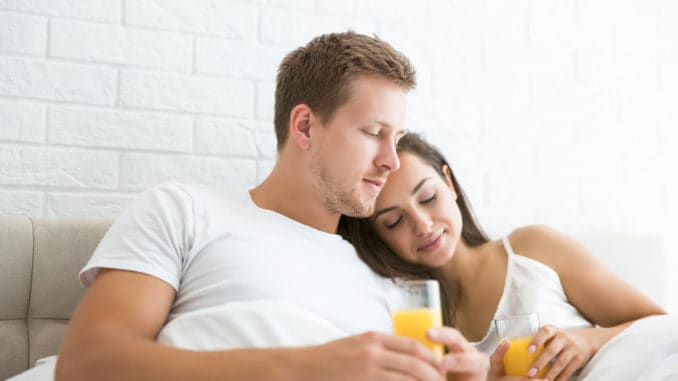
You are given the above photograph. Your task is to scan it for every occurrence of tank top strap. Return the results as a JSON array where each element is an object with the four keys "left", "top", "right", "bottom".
[{"left": 502, "top": 236, "right": 516, "bottom": 258}]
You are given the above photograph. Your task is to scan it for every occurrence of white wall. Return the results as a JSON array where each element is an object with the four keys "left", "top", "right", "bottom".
[{"left": 0, "top": 0, "right": 676, "bottom": 311}]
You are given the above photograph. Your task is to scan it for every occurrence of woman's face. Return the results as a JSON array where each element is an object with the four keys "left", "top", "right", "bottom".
[{"left": 371, "top": 152, "right": 463, "bottom": 268}]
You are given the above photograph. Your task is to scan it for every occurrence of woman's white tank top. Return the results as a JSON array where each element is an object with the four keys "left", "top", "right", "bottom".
[{"left": 473, "top": 237, "right": 593, "bottom": 354}]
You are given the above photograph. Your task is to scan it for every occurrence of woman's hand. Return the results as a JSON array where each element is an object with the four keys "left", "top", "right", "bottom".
[
  {"left": 527, "top": 325, "right": 595, "bottom": 381},
  {"left": 427, "top": 327, "right": 490, "bottom": 381},
  {"left": 488, "top": 341, "right": 546, "bottom": 381}
]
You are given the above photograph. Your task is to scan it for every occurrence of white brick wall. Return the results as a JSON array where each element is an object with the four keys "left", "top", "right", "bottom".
[{"left": 0, "top": 0, "right": 676, "bottom": 311}]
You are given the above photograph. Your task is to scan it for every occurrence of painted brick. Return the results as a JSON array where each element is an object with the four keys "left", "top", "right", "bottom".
[
  {"left": 194, "top": 118, "right": 258, "bottom": 157},
  {"left": 0, "top": 12, "right": 46, "bottom": 55},
  {"left": 195, "top": 38, "right": 287, "bottom": 80},
  {"left": 50, "top": 20, "right": 192, "bottom": 72},
  {"left": 355, "top": 0, "right": 428, "bottom": 24},
  {"left": 120, "top": 70, "right": 254, "bottom": 117},
  {"left": 266, "top": 0, "right": 315, "bottom": 11},
  {"left": 483, "top": 103, "right": 536, "bottom": 140},
  {"left": 256, "top": 82, "right": 275, "bottom": 121},
  {"left": 486, "top": 168, "right": 538, "bottom": 209},
  {"left": 0, "top": 145, "right": 118, "bottom": 189},
  {"left": 0, "top": 190, "right": 42, "bottom": 215},
  {"left": 125, "top": 0, "right": 257, "bottom": 39},
  {"left": 484, "top": 0, "right": 529, "bottom": 43},
  {"left": 428, "top": 0, "right": 485, "bottom": 31},
  {"left": 408, "top": 96, "right": 482, "bottom": 136},
  {"left": 526, "top": 0, "right": 576, "bottom": 45},
  {"left": 534, "top": 172, "right": 579, "bottom": 210},
  {"left": 452, "top": 170, "right": 485, "bottom": 210},
  {"left": 48, "top": 106, "right": 193, "bottom": 152},
  {"left": 2, "top": 0, "right": 122, "bottom": 23},
  {"left": 45, "top": 192, "right": 133, "bottom": 218},
  {"left": 0, "top": 101, "right": 44, "bottom": 142},
  {"left": 253, "top": 129, "right": 277, "bottom": 159},
  {"left": 120, "top": 153, "right": 256, "bottom": 191},
  {"left": 0, "top": 57, "right": 116, "bottom": 105},
  {"left": 317, "top": 0, "right": 357, "bottom": 15},
  {"left": 260, "top": 8, "right": 376, "bottom": 45},
  {"left": 476, "top": 208, "right": 536, "bottom": 238},
  {"left": 257, "top": 160, "right": 275, "bottom": 183}
]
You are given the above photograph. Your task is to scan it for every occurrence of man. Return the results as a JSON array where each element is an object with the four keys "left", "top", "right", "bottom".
[{"left": 55, "top": 31, "right": 488, "bottom": 381}]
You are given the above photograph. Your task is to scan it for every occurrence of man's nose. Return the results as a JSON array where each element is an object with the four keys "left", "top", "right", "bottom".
[{"left": 376, "top": 139, "right": 400, "bottom": 172}]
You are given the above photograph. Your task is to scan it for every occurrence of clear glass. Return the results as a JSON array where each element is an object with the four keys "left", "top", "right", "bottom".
[
  {"left": 390, "top": 280, "right": 443, "bottom": 357},
  {"left": 495, "top": 312, "right": 539, "bottom": 339},
  {"left": 494, "top": 313, "right": 548, "bottom": 377}
]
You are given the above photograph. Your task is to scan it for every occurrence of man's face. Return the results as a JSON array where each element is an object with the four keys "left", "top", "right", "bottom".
[{"left": 309, "top": 74, "right": 408, "bottom": 217}]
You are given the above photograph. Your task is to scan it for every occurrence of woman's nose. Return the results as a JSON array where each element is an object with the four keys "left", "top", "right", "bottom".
[{"left": 413, "top": 212, "right": 433, "bottom": 236}]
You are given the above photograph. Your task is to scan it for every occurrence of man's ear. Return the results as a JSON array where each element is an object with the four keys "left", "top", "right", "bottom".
[
  {"left": 288, "top": 104, "right": 313, "bottom": 150},
  {"left": 442, "top": 164, "right": 458, "bottom": 200}
]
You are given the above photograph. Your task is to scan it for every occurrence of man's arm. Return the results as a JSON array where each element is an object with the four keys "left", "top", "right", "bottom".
[{"left": 56, "top": 269, "right": 456, "bottom": 381}]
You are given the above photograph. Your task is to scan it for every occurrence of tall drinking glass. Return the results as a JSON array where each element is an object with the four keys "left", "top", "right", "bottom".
[
  {"left": 390, "top": 279, "right": 444, "bottom": 357},
  {"left": 495, "top": 313, "right": 548, "bottom": 377}
]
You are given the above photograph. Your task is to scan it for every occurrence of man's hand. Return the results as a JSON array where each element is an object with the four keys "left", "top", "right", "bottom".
[
  {"left": 300, "top": 331, "right": 446, "bottom": 381},
  {"left": 427, "top": 327, "right": 489, "bottom": 381}
]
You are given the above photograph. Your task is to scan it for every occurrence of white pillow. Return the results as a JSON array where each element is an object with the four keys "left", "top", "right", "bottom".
[
  {"left": 578, "top": 315, "right": 678, "bottom": 381},
  {"left": 7, "top": 355, "right": 57, "bottom": 381}
]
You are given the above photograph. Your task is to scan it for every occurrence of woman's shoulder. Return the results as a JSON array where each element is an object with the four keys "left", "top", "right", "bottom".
[{"left": 506, "top": 225, "right": 585, "bottom": 270}]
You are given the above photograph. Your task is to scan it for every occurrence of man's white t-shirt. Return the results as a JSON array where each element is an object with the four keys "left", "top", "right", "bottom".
[{"left": 80, "top": 182, "right": 394, "bottom": 349}]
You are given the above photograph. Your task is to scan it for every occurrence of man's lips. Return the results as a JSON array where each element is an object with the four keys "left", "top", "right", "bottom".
[
  {"left": 418, "top": 231, "right": 444, "bottom": 252},
  {"left": 363, "top": 178, "right": 385, "bottom": 193}
]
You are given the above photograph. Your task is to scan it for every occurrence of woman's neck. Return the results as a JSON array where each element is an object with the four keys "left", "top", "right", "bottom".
[{"left": 434, "top": 239, "right": 494, "bottom": 320}]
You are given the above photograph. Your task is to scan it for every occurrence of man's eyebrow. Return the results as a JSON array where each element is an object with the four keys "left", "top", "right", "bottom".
[{"left": 372, "top": 178, "right": 431, "bottom": 220}]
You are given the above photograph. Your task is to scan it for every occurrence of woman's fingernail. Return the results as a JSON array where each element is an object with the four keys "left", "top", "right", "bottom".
[
  {"left": 445, "top": 356, "right": 457, "bottom": 368},
  {"left": 427, "top": 328, "right": 440, "bottom": 340},
  {"left": 528, "top": 368, "right": 537, "bottom": 377},
  {"left": 528, "top": 345, "right": 537, "bottom": 353}
]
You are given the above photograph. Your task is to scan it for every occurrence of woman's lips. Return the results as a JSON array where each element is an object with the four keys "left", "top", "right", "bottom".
[{"left": 418, "top": 232, "right": 444, "bottom": 252}]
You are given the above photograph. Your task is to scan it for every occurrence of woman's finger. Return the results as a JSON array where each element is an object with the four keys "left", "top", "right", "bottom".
[
  {"left": 530, "top": 332, "right": 566, "bottom": 375},
  {"left": 529, "top": 325, "right": 558, "bottom": 350}
]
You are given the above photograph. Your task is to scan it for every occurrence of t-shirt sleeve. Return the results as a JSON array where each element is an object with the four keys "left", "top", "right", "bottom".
[{"left": 79, "top": 182, "right": 195, "bottom": 290}]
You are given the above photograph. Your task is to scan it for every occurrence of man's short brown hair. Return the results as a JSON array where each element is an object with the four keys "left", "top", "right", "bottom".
[{"left": 274, "top": 31, "right": 416, "bottom": 150}]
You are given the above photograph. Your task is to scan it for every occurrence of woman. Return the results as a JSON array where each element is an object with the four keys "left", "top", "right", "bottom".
[{"left": 339, "top": 133, "right": 667, "bottom": 381}]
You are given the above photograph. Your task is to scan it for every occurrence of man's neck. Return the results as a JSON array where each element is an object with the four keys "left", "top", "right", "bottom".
[{"left": 249, "top": 163, "right": 341, "bottom": 234}]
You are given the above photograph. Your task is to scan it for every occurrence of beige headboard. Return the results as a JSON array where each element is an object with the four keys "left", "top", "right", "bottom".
[{"left": 0, "top": 216, "right": 111, "bottom": 379}]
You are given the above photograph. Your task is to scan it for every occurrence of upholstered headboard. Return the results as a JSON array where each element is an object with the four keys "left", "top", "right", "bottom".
[{"left": 0, "top": 216, "right": 111, "bottom": 379}]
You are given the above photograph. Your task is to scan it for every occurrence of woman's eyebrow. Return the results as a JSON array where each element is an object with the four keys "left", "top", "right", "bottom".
[
  {"left": 372, "top": 177, "right": 431, "bottom": 220},
  {"left": 373, "top": 206, "right": 397, "bottom": 220},
  {"left": 411, "top": 177, "right": 430, "bottom": 195}
]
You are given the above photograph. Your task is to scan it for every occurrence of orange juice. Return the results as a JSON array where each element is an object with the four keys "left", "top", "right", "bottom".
[
  {"left": 503, "top": 336, "right": 548, "bottom": 377},
  {"left": 392, "top": 308, "right": 443, "bottom": 357}
]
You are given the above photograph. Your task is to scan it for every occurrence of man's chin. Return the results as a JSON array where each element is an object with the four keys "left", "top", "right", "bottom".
[{"left": 346, "top": 202, "right": 375, "bottom": 218}]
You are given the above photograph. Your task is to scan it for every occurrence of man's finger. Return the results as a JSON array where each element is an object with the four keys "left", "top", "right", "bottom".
[
  {"left": 426, "top": 327, "right": 474, "bottom": 353},
  {"left": 382, "top": 334, "right": 443, "bottom": 370},
  {"left": 489, "top": 340, "right": 509, "bottom": 376},
  {"left": 442, "top": 352, "right": 489, "bottom": 375}
]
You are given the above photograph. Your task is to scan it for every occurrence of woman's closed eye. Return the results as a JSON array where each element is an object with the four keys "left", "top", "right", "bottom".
[
  {"left": 421, "top": 193, "right": 436, "bottom": 204},
  {"left": 385, "top": 215, "right": 403, "bottom": 229},
  {"left": 383, "top": 194, "right": 437, "bottom": 230}
]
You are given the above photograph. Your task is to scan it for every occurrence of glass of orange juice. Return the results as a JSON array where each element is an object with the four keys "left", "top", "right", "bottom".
[
  {"left": 495, "top": 313, "right": 548, "bottom": 377},
  {"left": 390, "top": 279, "right": 444, "bottom": 357}
]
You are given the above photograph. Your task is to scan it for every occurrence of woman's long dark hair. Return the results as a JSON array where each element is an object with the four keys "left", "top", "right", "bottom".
[{"left": 338, "top": 133, "right": 490, "bottom": 326}]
